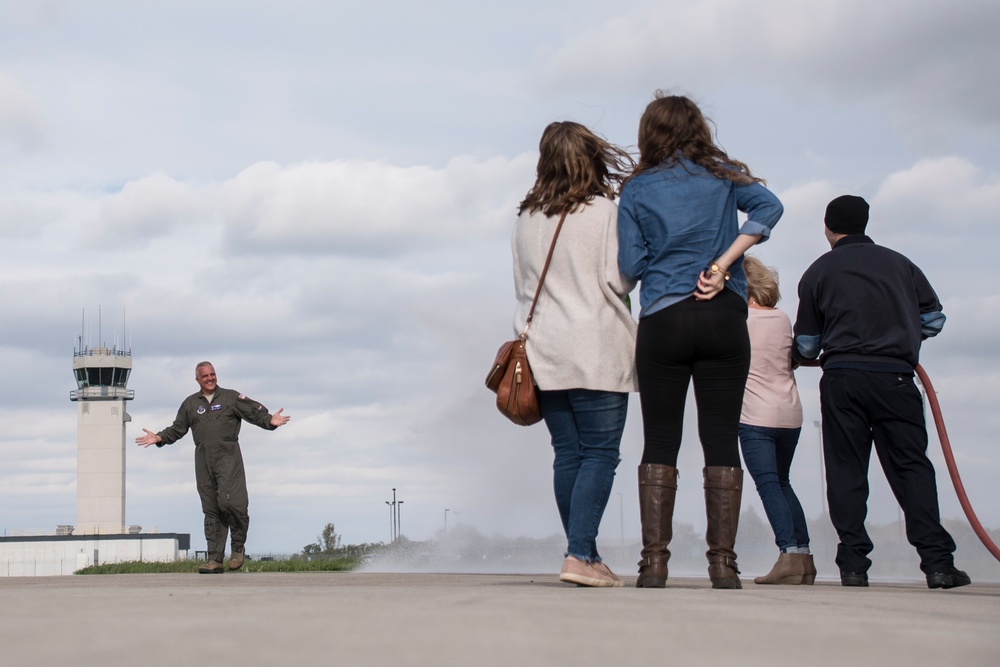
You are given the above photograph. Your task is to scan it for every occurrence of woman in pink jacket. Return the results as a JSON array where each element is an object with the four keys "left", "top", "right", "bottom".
[{"left": 740, "top": 255, "right": 815, "bottom": 585}]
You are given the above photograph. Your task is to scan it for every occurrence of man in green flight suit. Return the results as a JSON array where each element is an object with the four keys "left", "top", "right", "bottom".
[{"left": 136, "top": 361, "right": 291, "bottom": 574}]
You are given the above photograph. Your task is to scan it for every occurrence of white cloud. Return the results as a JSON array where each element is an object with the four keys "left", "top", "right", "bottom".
[
  {"left": 0, "top": 0, "right": 71, "bottom": 28},
  {"left": 83, "top": 155, "right": 533, "bottom": 255},
  {"left": 0, "top": 196, "right": 58, "bottom": 239},
  {"left": 218, "top": 156, "right": 531, "bottom": 255},
  {"left": 0, "top": 72, "right": 43, "bottom": 152},
  {"left": 538, "top": 0, "right": 1000, "bottom": 144},
  {"left": 875, "top": 157, "right": 1000, "bottom": 235},
  {"left": 88, "top": 172, "right": 207, "bottom": 243}
]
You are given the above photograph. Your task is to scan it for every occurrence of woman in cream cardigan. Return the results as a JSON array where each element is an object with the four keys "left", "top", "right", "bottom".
[{"left": 512, "top": 121, "right": 637, "bottom": 588}]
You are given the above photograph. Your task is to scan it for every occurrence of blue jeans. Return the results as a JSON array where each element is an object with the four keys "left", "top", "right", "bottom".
[
  {"left": 739, "top": 424, "right": 809, "bottom": 551},
  {"left": 539, "top": 389, "right": 627, "bottom": 562}
]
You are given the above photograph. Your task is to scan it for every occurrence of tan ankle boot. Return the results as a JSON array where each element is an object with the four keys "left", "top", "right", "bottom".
[
  {"left": 704, "top": 466, "right": 743, "bottom": 589},
  {"left": 753, "top": 552, "right": 805, "bottom": 585},
  {"left": 636, "top": 464, "right": 678, "bottom": 588},
  {"left": 799, "top": 554, "right": 816, "bottom": 585}
]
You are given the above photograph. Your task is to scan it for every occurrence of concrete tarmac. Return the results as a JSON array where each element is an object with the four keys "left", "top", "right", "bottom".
[{"left": 1, "top": 572, "right": 997, "bottom": 666}]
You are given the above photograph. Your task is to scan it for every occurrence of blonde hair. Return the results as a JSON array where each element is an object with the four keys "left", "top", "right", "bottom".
[
  {"left": 743, "top": 255, "right": 780, "bottom": 307},
  {"left": 519, "top": 121, "right": 634, "bottom": 217}
]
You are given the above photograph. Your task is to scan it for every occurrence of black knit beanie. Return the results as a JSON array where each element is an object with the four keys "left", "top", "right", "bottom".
[{"left": 825, "top": 195, "right": 869, "bottom": 235}]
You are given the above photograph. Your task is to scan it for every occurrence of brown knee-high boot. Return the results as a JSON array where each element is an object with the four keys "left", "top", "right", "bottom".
[
  {"left": 636, "top": 464, "right": 678, "bottom": 588},
  {"left": 704, "top": 466, "right": 743, "bottom": 589}
]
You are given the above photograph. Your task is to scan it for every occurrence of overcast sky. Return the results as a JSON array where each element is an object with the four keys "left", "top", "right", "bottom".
[{"left": 1, "top": 0, "right": 998, "bottom": 557}]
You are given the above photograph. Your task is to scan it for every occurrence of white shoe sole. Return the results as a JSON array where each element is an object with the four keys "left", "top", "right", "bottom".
[{"left": 559, "top": 571, "right": 614, "bottom": 587}]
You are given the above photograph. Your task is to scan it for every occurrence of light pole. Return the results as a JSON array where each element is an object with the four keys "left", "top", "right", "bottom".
[
  {"left": 444, "top": 508, "right": 450, "bottom": 537},
  {"left": 396, "top": 500, "right": 404, "bottom": 540},
  {"left": 385, "top": 500, "right": 395, "bottom": 542}
]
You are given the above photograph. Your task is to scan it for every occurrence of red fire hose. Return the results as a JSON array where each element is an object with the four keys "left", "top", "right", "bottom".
[{"left": 915, "top": 363, "right": 1000, "bottom": 561}]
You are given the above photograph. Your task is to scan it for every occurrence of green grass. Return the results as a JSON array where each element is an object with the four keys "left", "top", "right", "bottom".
[{"left": 75, "top": 557, "right": 361, "bottom": 575}]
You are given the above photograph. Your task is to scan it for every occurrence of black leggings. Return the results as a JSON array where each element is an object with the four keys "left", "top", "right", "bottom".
[{"left": 635, "top": 290, "right": 750, "bottom": 468}]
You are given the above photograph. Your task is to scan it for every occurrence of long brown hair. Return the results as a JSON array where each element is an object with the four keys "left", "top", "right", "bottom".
[
  {"left": 519, "top": 121, "right": 634, "bottom": 217},
  {"left": 628, "top": 91, "right": 762, "bottom": 186}
]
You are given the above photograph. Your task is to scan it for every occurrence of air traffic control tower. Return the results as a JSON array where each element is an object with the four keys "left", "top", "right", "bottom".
[{"left": 70, "top": 344, "right": 133, "bottom": 534}]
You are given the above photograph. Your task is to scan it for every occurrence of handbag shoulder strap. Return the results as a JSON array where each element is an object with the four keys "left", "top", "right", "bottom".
[{"left": 521, "top": 209, "right": 569, "bottom": 338}]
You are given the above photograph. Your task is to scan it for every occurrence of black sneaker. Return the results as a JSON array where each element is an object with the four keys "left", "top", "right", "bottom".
[
  {"left": 926, "top": 567, "right": 971, "bottom": 589},
  {"left": 840, "top": 571, "right": 869, "bottom": 587}
]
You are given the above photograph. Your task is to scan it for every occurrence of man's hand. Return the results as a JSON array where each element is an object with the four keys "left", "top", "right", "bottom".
[
  {"left": 270, "top": 408, "right": 291, "bottom": 428},
  {"left": 135, "top": 428, "right": 162, "bottom": 448}
]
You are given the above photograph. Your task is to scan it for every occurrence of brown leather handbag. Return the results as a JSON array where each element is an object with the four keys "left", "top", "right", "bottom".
[{"left": 486, "top": 210, "right": 568, "bottom": 426}]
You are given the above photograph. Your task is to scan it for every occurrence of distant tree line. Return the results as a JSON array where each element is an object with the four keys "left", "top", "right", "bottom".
[{"left": 298, "top": 523, "right": 387, "bottom": 560}]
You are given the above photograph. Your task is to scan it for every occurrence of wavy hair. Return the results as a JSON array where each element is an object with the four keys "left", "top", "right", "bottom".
[
  {"left": 743, "top": 255, "right": 781, "bottom": 307},
  {"left": 519, "top": 121, "right": 634, "bottom": 217},
  {"left": 628, "top": 91, "right": 763, "bottom": 186}
]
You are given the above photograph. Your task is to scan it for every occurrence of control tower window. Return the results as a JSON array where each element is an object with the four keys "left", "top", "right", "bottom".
[
  {"left": 112, "top": 367, "right": 130, "bottom": 387},
  {"left": 75, "top": 366, "right": 130, "bottom": 388}
]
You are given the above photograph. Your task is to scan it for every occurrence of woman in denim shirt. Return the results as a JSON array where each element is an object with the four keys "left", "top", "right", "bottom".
[{"left": 618, "top": 92, "right": 783, "bottom": 589}]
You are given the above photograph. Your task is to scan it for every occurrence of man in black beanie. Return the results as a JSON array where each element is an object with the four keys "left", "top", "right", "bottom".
[{"left": 793, "top": 195, "right": 969, "bottom": 589}]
